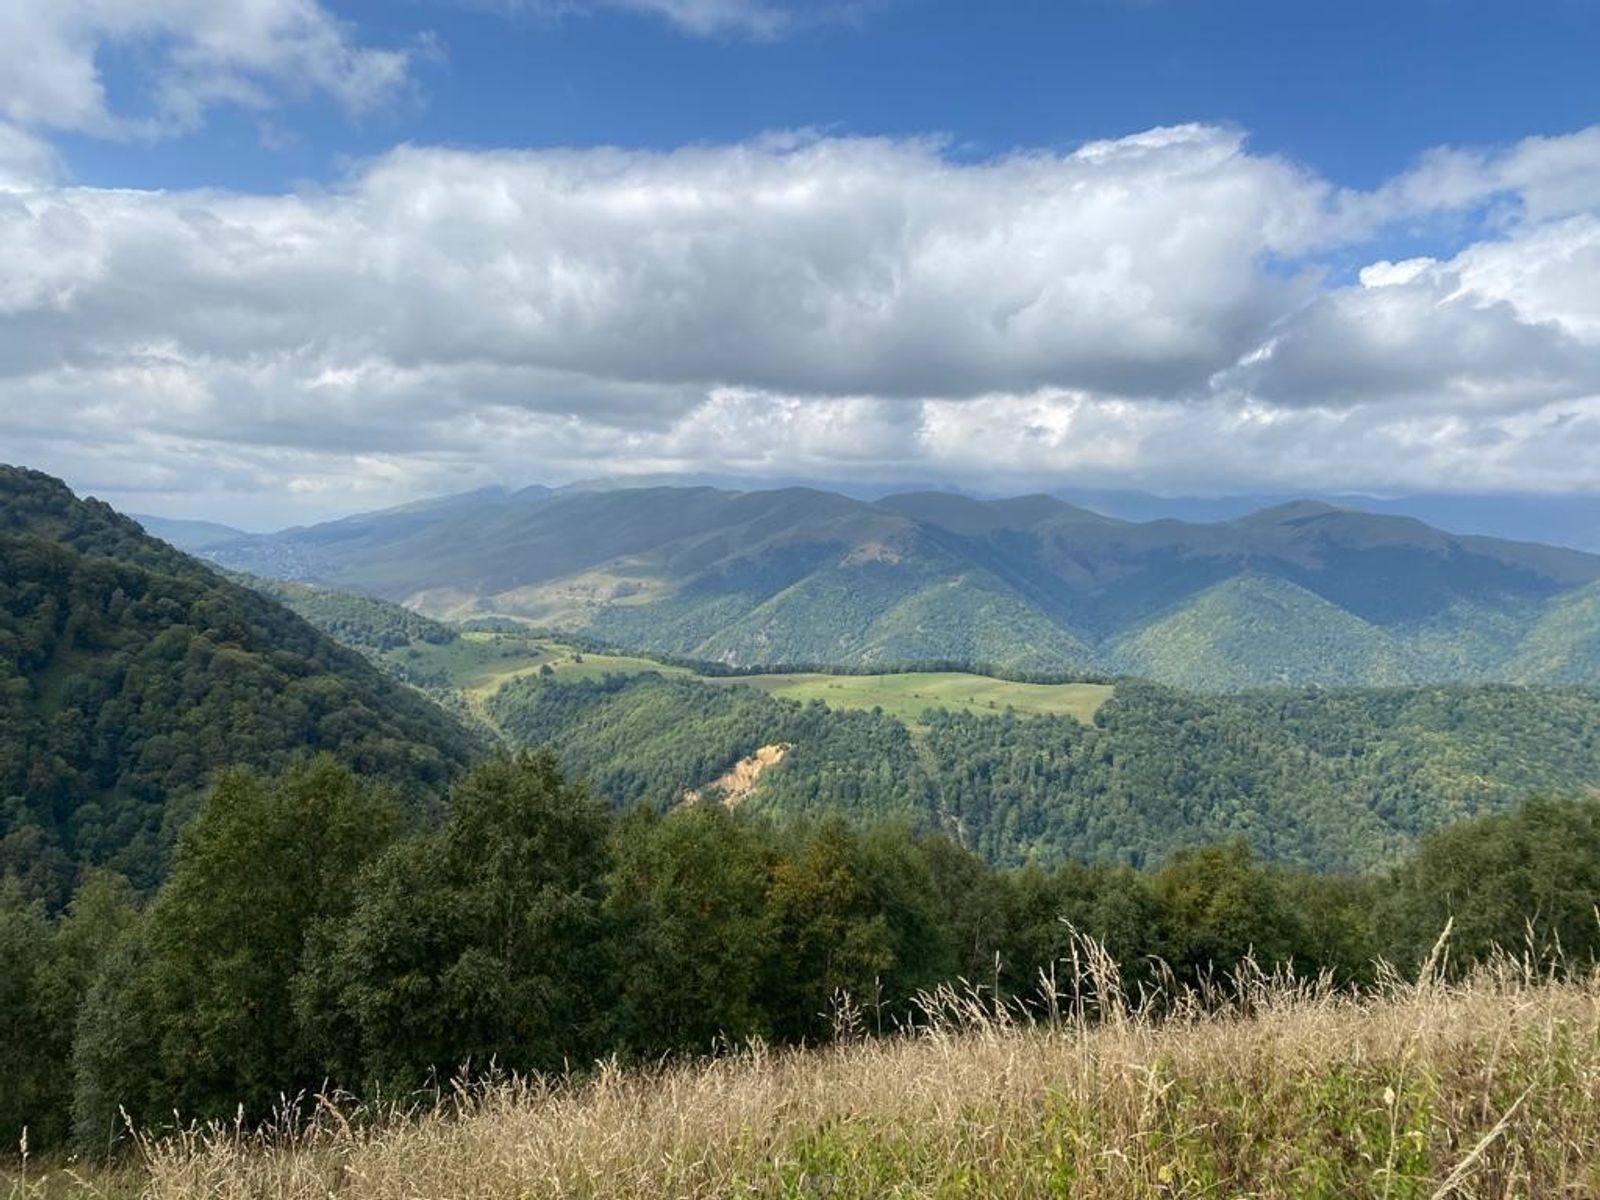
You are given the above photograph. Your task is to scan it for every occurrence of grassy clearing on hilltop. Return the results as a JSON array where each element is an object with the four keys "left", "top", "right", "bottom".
[
  {"left": 732, "top": 670, "right": 1112, "bottom": 726},
  {"left": 373, "top": 631, "right": 691, "bottom": 710},
  {"left": 380, "top": 628, "right": 1112, "bottom": 731},
  {"left": 16, "top": 943, "right": 1600, "bottom": 1200}
]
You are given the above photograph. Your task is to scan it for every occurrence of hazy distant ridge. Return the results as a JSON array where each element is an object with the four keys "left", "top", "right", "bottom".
[{"left": 157, "top": 482, "right": 1600, "bottom": 689}]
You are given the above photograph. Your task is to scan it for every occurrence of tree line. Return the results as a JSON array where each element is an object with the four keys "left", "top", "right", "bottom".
[
  {"left": 509, "top": 626, "right": 1120, "bottom": 685},
  {"left": 6, "top": 751, "right": 1599, "bottom": 1156}
]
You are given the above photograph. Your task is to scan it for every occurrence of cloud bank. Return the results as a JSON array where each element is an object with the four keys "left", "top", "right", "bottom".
[{"left": 2, "top": 115, "right": 1599, "bottom": 524}]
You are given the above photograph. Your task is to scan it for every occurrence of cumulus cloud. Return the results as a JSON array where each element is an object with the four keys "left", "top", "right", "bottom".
[
  {"left": 1369, "top": 126, "right": 1600, "bottom": 226},
  {"left": 1226, "top": 276, "right": 1600, "bottom": 414},
  {"left": 0, "top": 123, "right": 60, "bottom": 191},
  {"left": 1224, "top": 212, "right": 1600, "bottom": 412},
  {"left": 0, "top": 0, "right": 412, "bottom": 139},
  {"left": 0, "top": 126, "right": 1331, "bottom": 398},
  {"left": 1, "top": 122, "right": 1599, "bottom": 524}
]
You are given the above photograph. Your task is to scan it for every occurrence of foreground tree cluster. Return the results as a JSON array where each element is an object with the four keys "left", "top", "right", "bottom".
[{"left": 6, "top": 752, "right": 1599, "bottom": 1156}]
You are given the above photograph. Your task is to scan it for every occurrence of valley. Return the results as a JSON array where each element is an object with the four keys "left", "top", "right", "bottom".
[
  {"left": 241, "top": 574, "right": 1600, "bottom": 874},
  {"left": 11, "top": 466, "right": 1600, "bottom": 1185}
]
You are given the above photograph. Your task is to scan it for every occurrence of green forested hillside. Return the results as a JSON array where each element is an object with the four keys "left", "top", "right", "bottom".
[
  {"left": 226, "top": 575, "right": 1600, "bottom": 875},
  {"left": 237, "top": 574, "right": 460, "bottom": 653},
  {"left": 487, "top": 670, "right": 1600, "bottom": 872},
  {"left": 1505, "top": 581, "right": 1600, "bottom": 682},
  {"left": 187, "top": 483, "right": 1600, "bottom": 687},
  {"left": 19, "top": 459, "right": 1599, "bottom": 888},
  {"left": 924, "top": 682, "right": 1600, "bottom": 869},
  {"left": 1107, "top": 574, "right": 1415, "bottom": 688},
  {"left": 0, "top": 468, "right": 482, "bottom": 905},
  {"left": 489, "top": 673, "right": 932, "bottom": 823}
]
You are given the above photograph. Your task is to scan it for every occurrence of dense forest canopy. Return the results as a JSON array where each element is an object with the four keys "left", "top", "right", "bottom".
[
  {"left": 0, "top": 467, "right": 481, "bottom": 906},
  {"left": 211, "top": 568, "right": 1600, "bottom": 874},
  {"left": 5, "top": 753, "right": 1597, "bottom": 1155},
  {"left": 486, "top": 670, "right": 1600, "bottom": 872},
  {"left": 234, "top": 574, "right": 459, "bottom": 654}
]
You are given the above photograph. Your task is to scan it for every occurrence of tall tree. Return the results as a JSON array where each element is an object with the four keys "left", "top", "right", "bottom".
[
  {"left": 603, "top": 803, "right": 775, "bottom": 1054},
  {"left": 0, "top": 880, "right": 56, "bottom": 1151},
  {"left": 1151, "top": 843, "right": 1308, "bottom": 985},
  {"left": 71, "top": 757, "right": 400, "bottom": 1142},
  {"left": 760, "top": 821, "right": 952, "bottom": 1040},
  {"left": 299, "top": 752, "right": 612, "bottom": 1091},
  {"left": 1379, "top": 796, "right": 1600, "bottom": 971}
]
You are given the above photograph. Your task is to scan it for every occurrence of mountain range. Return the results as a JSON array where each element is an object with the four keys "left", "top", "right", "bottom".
[
  {"left": 13, "top": 462, "right": 1600, "bottom": 883},
  {"left": 140, "top": 477, "right": 1600, "bottom": 553},
  {"left": 151, "top": 482, "right": 1600, "bottom": 689}
]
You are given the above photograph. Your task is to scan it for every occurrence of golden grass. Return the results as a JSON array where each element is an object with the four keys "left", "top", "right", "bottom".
[{"left": 18, "top": 936, "right": 1600, "bottom": 1200}]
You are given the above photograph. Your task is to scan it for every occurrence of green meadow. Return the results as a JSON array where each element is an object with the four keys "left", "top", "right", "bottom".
[
  {"left": 731, "top": 671, "right": 1113, "bottom": 726},
  {"left": 386, "top": 630, "right": 1110, "bottom": 730}
]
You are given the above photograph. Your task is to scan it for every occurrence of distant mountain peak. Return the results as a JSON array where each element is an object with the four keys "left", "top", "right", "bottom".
[
  {"left": 874, "top": 490, "right": 1114, "bottom": 534},
  {"left": 1233, "top": 499, "right": 1348, "bottom": 526}
]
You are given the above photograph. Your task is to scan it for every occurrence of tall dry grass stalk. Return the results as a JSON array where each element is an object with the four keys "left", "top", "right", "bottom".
[{"left": 19, "top": 933, "right": 1600, "bottom": 1199}]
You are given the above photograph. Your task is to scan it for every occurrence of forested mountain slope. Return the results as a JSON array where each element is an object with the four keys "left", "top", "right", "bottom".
[
  {"left": 183, "top": 483, "right": 1600, "bottom": 687},
  {"left": 0, "top": 467, "right": 482, "bottom": 905},
  {"left": 171, "top": 570, "right": 1600, "bottom": 878},
  {"left": 236, "top": 574, "right": 460, "bottom": 654},
  {"left": 485, "top": 668, "right": 1600, "bottom": 872}
]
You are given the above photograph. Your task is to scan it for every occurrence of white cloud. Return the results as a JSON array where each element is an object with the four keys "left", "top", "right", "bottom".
[
  {"left": 1358, "top": 258, "right": 1435, "bottom": 289},
  {"left": 1375, "top": 126, "right": 1600, "bottom": 226},
  {"left": 474, "top": 0, "right": 866, "bottom": 38},
  {"left": 0, "top": 123, "right": 59, "bottom": 190},
  {"left": 1228, "top": 213, "right": 1600, "bottom": 412},
  {"left": 1453, "top": 215, "right": 1600, "bottom": 339},
  {"left": 599, "top": 0, "right": 794, "bottom": 36},
  {"left": 0, "top": 0, "right": 412, "bottom": 139},
  {"left": 0, "top": 125, "right": 1332, "bottom": 400},
  {"left": 1, "top": 123, "right": 1599, "bottom": 523}
]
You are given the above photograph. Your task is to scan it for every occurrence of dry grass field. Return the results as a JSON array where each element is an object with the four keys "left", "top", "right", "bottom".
[{"left": 13, "top": 936, "right": 1600, "bottom": 1200}]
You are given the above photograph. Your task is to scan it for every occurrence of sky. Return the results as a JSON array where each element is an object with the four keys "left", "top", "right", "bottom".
[{"left": 2, "top": 1, "right": 1600, "bottom": 528}]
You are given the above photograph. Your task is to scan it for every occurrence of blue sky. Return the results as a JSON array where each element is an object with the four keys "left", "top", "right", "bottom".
[
  {"left": 60, "top": 1, "right": 1600, "bottom": 196},
  {"left": 2, "top": 0, "right": 1600, "bottom": 525}
]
